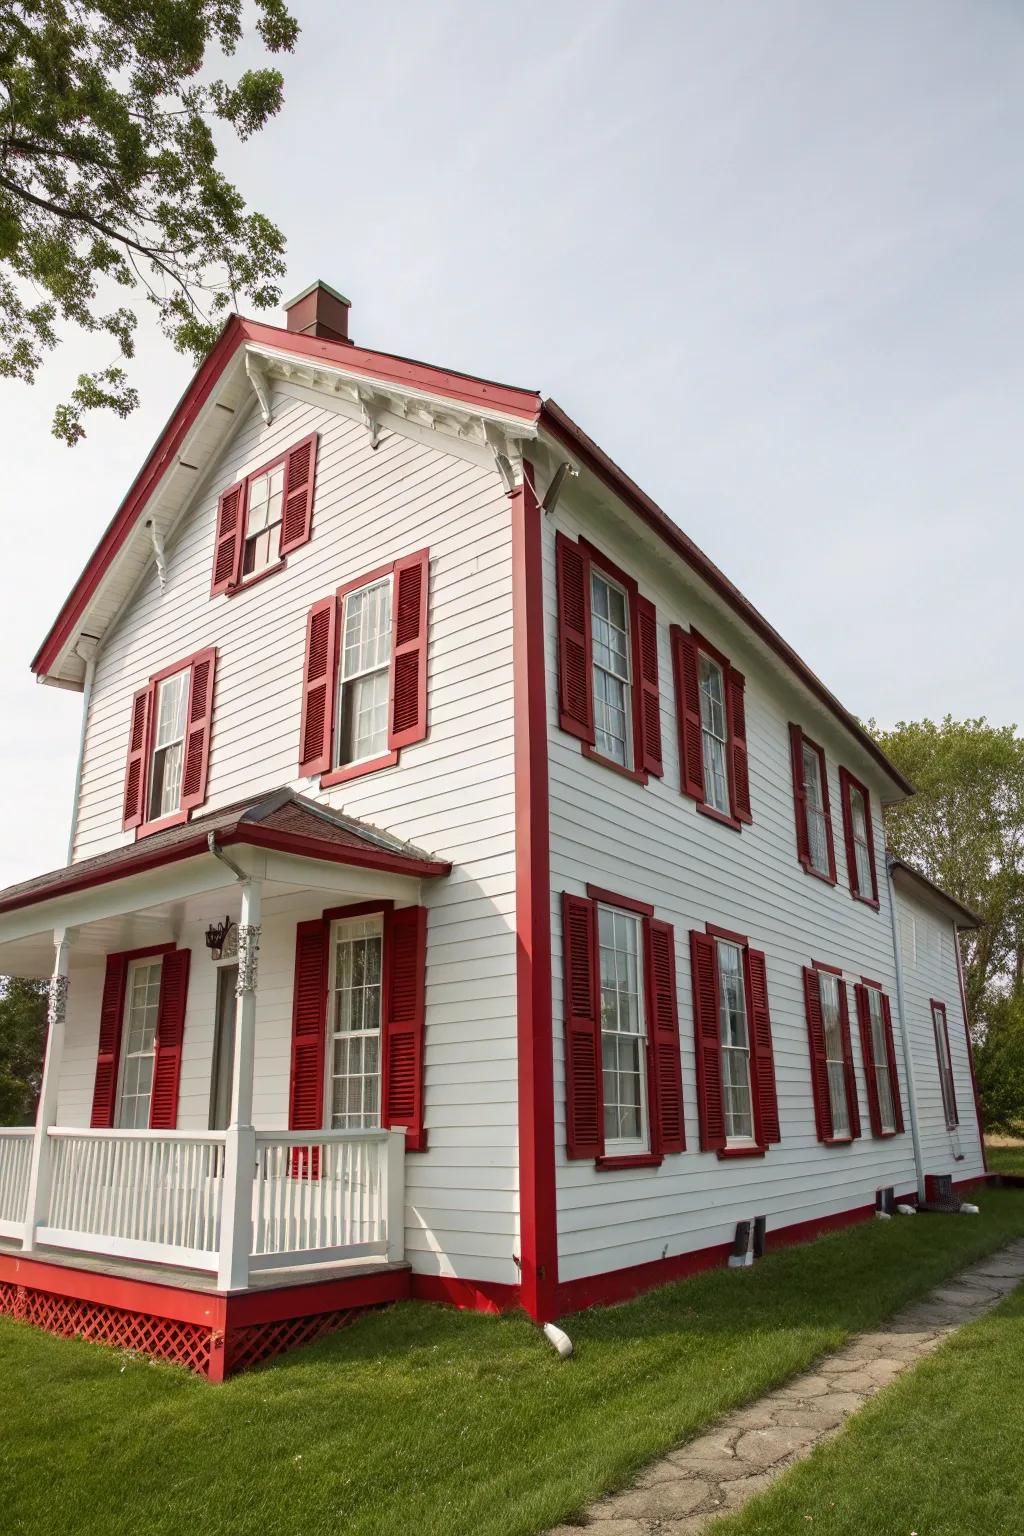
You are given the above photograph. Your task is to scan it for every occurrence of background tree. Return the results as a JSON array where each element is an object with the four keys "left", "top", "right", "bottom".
[
  {"left": 0, "top": 0, "right": 298, "bottom": 445},
  {"left": 973, "top": 991, "right": 1024, "bottom": 1134},
  {"left": 869, "top": 716, "right": 1024, "bottom": 1025},
  {"left": 0, "top": 977, "right": 47, "bottom": 1125}
]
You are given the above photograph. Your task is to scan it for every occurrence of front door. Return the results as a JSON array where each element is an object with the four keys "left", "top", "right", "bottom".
[{"left": 209, "top": 964, "right": 238, "bottom": 1130}]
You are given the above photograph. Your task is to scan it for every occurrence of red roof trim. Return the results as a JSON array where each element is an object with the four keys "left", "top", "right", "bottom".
[{"left": 540, "top": 399, "right": 913, "bottom": 798}]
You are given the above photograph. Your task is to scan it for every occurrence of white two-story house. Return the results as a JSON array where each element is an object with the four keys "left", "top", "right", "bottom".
[{"left": 0, "top": 282, "right": 985, "bottom": 1377}]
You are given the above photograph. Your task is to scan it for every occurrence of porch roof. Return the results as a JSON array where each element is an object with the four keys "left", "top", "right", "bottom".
[{"left": 0, "top": 790, "right": 451, "bottom": 920}]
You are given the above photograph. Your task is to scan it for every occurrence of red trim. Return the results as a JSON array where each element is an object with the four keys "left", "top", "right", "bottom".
[
  {"left": 409, "top": 1273, "right": 521, "bottom": 1314},
  {"left": 224, "top": 559, "right": 283, "bottom": 596},
  {"left": 953, "top": 920, "right": 987, "bottom": 1171},
  {"left": 861, "top": 975, "right": 883, "bottom": 989},
  {"left": 322, "top": 899, "right": 395, "bottom": 923},
  {"left": 321, "top": 752, "right": 398, "bottom": 788},
  {"left": 539, "top": 402, "right": 912, "bottom": 799},
  {"left": 596, "top": 1153, "right": 664, "bottom": 1170},
  {"left": 581, "top": 744, "right": 649, "bottom": 784},
  {"left": 586, "top": 884, "right": 655, "bottom": 917},
  {"left": 511, "top": 467, "right": 558, "bottom": 1323},
  {"left": 812, "top": 959, "right": 843, "bottom": 976},
  {"left": 838, "top": 766, "right": 880, "bottom": 908},
  {"left": 337, "top": 559, "right": 396, "bottom": 599},
  {"left": 697, "top": 802, "right": 742, "bottom": 832},
  {"left": 716, "top": 1144, "right": 766, "bottom": 1160},
  {"left": 705, "top": 921, "right": 748, "bottom": 946}
]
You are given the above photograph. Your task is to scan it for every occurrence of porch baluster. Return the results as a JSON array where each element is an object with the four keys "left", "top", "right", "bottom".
[{"left": 21, "top": 929, "right": 74, "bottom": 1250}]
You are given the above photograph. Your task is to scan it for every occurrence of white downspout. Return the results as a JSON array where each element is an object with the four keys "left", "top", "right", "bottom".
[
  {"left": 64, "top": 638, "right": 99, "bottom": 864},
  {"left": 887, "top": 862, "right": 925, "bottom": 1201}
]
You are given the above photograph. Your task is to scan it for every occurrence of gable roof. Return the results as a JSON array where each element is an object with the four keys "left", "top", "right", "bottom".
[
  {"left": 31, "top": 310, "right": 910, "bottom": 797},
  {"left": 0, "top": 788, "right": 450, "bottom": 919},
  {"left": 889, "top": 857, "right": 981, "bottom": 930}
]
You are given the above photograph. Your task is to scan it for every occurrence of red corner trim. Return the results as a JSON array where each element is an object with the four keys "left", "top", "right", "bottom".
[
  {"left": 585, "top": 884, "right": 655, "bottom": 917},
  {"left": 511, "top": 465, "right": 558, "bottom": 1324},
  {"left": 706, "top": 921, "right": 749, "bottom": 946}
]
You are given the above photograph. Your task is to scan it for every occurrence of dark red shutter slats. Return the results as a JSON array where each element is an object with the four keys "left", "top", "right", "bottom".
[
  {"left": 388, "top": 550, "right": 430, "bottom": 751},
  {"left": 728, "top": 668, "right": 752, "bottom": 823},
  {"left": 837, "top": 979, "right": 861, "bottom": 1139},
  {"left": 635, "top": 596, "right": 664, "bottom": 777},
  {"left": 673, "top": 628, "right": 706, "bottom": 802},
  {"left": 211, "top": 481, "right": 245, "bottom": 594},
  {"left": 789, "top": 723, "right": 811, "bottom": 866},
  {"left": 382, "top": 906, "right": 427, "bottom": 1150},
  {"left": 562, "top": 893, "right": 602, "bottom": 1158},
  {"left": 90, "top": 954, "right": 129, "bottom": 1128},
  {"left": 149, "top": 949, "right": 191, "bottom": 1129},
  {"left": 839, "top": 768, "right": 859, "bottom": 897},
  {"left": 882, "top": 993, "right": 905, "bottom": 1133},
  {"left": 555, "top": 533, "right": 595, "bottom": 744},
  {"left": 299, "top": 597, "right": 337, "bottom": 776},
  {"left": 645, "top": 918, "right": 684, "bottom": 1153},
  {"left": 180, "top": 649, "right": 217, "bottom": 814},
  {"left": 855, "top": 984, "right": 884, "bottom": 1136},
  {"left": 289, "top": 918, "right": 328, "bottom": 1135},
  {"left": 122, "top": 687, "right": 152, "bottom": 831},
  {"left": 803, "top": 965, "right": 832, "bottom": 1142},
  {"left": 690, "top": 930, "right": 725, "bottom": 1151},
  {"left": 746, "top": 948, "right": 780, "bottom": 1146},
  {"left": 279, "top": 432, "right": 319, "bottom": 555},
  {"left": 937, "top": 1003, "right": 958, "bottom": 1127}
]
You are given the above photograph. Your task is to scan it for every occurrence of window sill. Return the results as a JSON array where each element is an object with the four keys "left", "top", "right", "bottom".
[
  {"left": 596, "top": 1152, "right": 664, "bottom": 1171},
  {"left": 321, "top": 751, "right": 399, "bottom": 788},
  {"left": 798, "top": 858, "right": 837, "bottom": 888},
  {"left": 873, "top": 1128, "right": 900, "bottom": 1140},
  {"left": 224, "top": 560, "right": 286, "bottom": 596},
  {"left": 136, "top": 809, "right": 188, "bottom": 841},
  {"left": 717, "top": 1144, "right": 767, "bottom": 1160},
  {"left": 581, "top": 743, "right": 649, "bottom": 785},
  {"left": 822, "top": 1135, "right": 854, "bottom": 1147},
  {"left": 850, "top": 891, "right": 881, "bottom": 911},
  {"left": 697, "top": 801, "right": 743, "bottom": 832}
]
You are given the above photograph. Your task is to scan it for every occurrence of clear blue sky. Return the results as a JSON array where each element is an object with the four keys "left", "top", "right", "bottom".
[{"left": 3, "top": 0, "right": 1022, "bottom": 886}]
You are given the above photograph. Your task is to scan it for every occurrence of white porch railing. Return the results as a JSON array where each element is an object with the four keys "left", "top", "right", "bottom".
[
  {"left": 37, "top": 1129, "right": 227, "bottom": 1271},
  {"left": 250, "top": 1129, "right": 405, "bottom": 1270},
  {"left": 0, "top": 1128, "right": 34, "bottom": 1239}
]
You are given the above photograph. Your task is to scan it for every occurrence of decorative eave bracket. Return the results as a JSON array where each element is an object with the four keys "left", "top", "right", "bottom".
[{"left": 245, "top": 353, "right": 274, "bottom": 426}]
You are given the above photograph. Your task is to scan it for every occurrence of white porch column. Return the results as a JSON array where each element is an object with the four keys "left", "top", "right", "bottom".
[
  {"left": 21, "top": 929, "right": 74, "bottom": 1250},
  {"left": 217, "top": 880, "right": 261, "bottom": 1291},
  {"left": 385, "top": 1127, "right": 407, "bottom": 1264}
]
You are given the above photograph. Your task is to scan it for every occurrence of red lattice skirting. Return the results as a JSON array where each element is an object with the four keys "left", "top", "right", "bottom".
[{"left": 0, "top": 1255, "right": 410, "bottom": 1380}]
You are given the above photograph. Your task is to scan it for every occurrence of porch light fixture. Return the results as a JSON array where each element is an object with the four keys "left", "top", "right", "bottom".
[{"left": 204, "top": 916, "right": 235, "bottom": 961}]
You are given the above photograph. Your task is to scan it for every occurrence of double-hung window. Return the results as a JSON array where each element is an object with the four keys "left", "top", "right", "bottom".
[
  {"left": 598, "top": 904, "right": 647, "bottom": 1148},
  {"left": 931, "top": 1000, "right": 959, "bottom": 1129},
  {"left": 717, "top": 939, "right": 754, "bottom": 1142},
  {"left": 819, "top": 970, "right": 851, "bottom": 1139},
  {"left": 116, "top": 958, "right": 163, "bottom": 1129},
  {"left": 337, "top": 577, "right": 393, "bottom": 768},
  {"left": 327, "top": 914, "right": 384, "bottom": 1130},
  {"left": 865, "top": 986, "right": 896, "bottom": 1133},
  {"left": 790, "top": 725, "right": 836, "bottom": 882},
  {"left": 802, "top": 962, "right": 860, "bottom": 1143},
  {"left": 672, "top": 628, "right": 752, "bottom": 826},
  {"left": 698, "top": 653, "right": 730, "bottom": 815},
  {"left": 148, "top": 669, "right": 189, "bottom": 822},
  {"left": 122, "top": 650, "right": 217, "bottom": 836},
  {"left": 211, "top": 433, "right": 318, "bottom": 595},
  {"left": 242, "top": 461, "right": 285, "bottom": 579},
  {"left": 839, "top": 768, "right": 879, "bottom": 906},
  {"left": 590, "top": 571, "right": 632, "bottom": 768}
]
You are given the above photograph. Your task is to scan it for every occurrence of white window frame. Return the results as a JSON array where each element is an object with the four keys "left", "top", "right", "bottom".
[
  {"left": 716, "top": 938, "right": 756, "bottom": 1147},
  {"left": 148, "top": 668, "right": 189, "bottom": 822},
  {"left": 115, "top": 956, "right": 164, "bottom": 1130},
  {"left": 865, "top": 986, "right": 896, "bottom": 1135},
  {"left": 335, "top": 575, "right": 394, "bottom": 771},
  {"left": 597, "top": 903, "right": 648, "bottom": 1153},
  {"left": 590, "top": 568, "right": 633, "bottom": 769},
  {"left": 818, "top": 970, "right": 851, "bottom": 1139},
  {"left": 848, "top": 782, "right": 875, "bottom": 898},
  {"left": 802, "top": 742, "right": 831, "bottom": 877},
  {"left": 241, "top": 459, "right": 286, "bottom": 579},
  {"left": 932, "top": 1001, "right": 959, "bottom": 1130},
  {"left": 324, "top": 913, "right": 385, "bottom": 1132},
  {"left": 697, "top": 651, "right": 730, "bottom": 815}
]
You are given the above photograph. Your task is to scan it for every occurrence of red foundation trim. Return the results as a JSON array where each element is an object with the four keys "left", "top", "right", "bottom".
[
  {"left": 511, "top": 466, "right": 558, "bottom": 1324},
  {"left": 409, "top": 1273, "right": 520, "bottom": 1314}
]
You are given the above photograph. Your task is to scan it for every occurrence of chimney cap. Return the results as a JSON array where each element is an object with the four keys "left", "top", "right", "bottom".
[{"left": 284, "top": 279, "right": 351, "bottom": 311}]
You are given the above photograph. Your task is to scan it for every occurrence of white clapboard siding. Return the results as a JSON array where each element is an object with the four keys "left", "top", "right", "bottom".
[
  {"left": 894, "top": 887, "right": 986, "bottom": 1179},
  {"left": 544, "top": 486, "right": 923, "bottom": 1284},
  {"left": 61, "top": 389, "right": 520, "bottom": 1287}
]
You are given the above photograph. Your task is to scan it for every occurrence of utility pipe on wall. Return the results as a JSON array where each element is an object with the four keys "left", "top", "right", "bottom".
[
  {"left": 64, "top": 638, "right": 99, "bottom": 864},
  {"left": 887, "top": 862, "right": 925, "bottom": 1201}
]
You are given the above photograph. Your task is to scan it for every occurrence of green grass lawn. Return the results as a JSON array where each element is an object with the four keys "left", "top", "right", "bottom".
[
  {"left": 987, "top": 1138, "right": 1024, "bottom": 1176},
  {"left": 3, "top": 1191, "right": 1023, "bottom": 1536},
  {"left": 713, "top": 1267, "right": 1024, "bottom": 1536}
]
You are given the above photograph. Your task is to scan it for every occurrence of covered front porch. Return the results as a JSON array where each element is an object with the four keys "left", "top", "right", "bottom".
[{"left": 0, "top": 791, "right": 449, "bottom": 1374}]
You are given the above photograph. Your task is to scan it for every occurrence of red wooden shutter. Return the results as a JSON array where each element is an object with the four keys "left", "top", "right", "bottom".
[
  {"left": 279, "top": 431, "right": 319, "bottom": 555},
  {"left": 562, "top": 893, "right": 602, "bottom": 1158},
  {"left": 90, "top": 953, "right": 129, "bottom": 1128},
  {"left": 746, "top": 948, "right": 780, "bottom": 1146},
  {"left": 211, "top": 481, "right": 245, "bottom": 594},
  {"left": 180, "top": 649, "right": 217, "bottom": 815},
  {"left": 882, "top": 993, "right": 905, "bottom": 1133},
  {"left": 644, "top": 918, "right": 684, "bottom": 1153},
  {"left": 935, "top": 1002, "right": 958, "bottom": 1127},
  {"left": 789, "top": 724, "right": 811, "bottom": 865},
  {"left": 555, "top": 532, "right": 595, "bottom": 744},
  {"left": 855, "top": 984, "right": 884, "bottom": 1136},
  {"left": 149, "top": 948, "right": 191, "bottom": 1129},
  {"left": 673, "top": 628, "right": 705, "bottom": 802},
  {"left": 635, "top": 595, "right": 663, "bottom": 777},
  {"left": 122, "top": 687, "right": 152, "bottom": 831},
  {"left": 388, "top": 549, "right": 430, "bottom": 751},
  {"left": 289, "top": 919, "right": 328, "bottom": 1134},
  {"left": 299, "top": 597, "right": 338, "bottom": 776},
  {"left": 727, "top": 668, "right": 752, "bottom": 823},
  {"left": 819, "top": 750, "right": 838, "bottom": 882},
  {"left": 803, "top": 965, "right": 832, "bottom": 1141},
  {"left": 837, "top": 979, "right": 861, "bottom": 1139},
  {"left": 382, "top": 906, "right": 427, "bottom": 1150},
  {"left": 690, "top": 930, "right": 725, "bottom": 1151}
]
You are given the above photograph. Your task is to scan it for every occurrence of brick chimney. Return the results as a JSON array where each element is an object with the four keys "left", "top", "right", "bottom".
[{"left": 283, "top": 280, "right": 351, "bottom": 343}]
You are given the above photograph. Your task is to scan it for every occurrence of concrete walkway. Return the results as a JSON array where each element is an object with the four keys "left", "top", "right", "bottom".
[{"left": 550, "top": 1237, "right": 1024, "bottom": 1536}]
